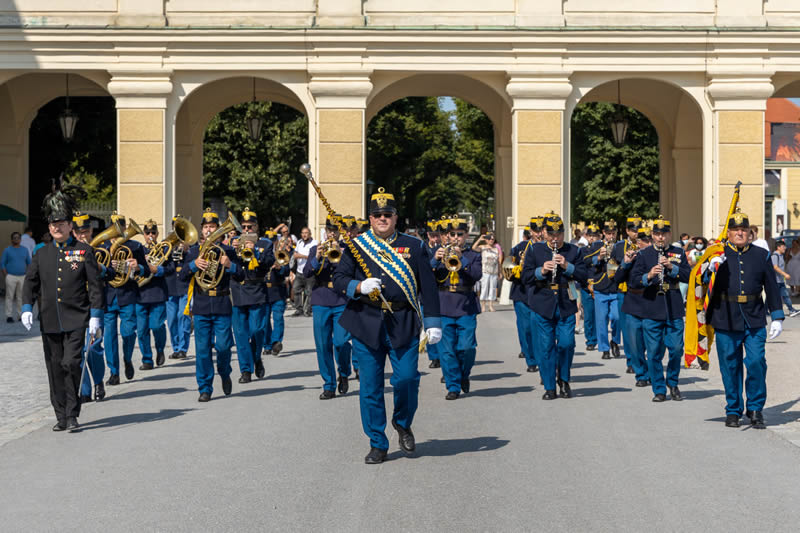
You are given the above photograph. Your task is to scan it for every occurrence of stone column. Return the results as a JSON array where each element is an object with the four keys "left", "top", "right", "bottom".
[
  {"left": 506, "top": 73, "right": 572, "bottom": 238},
  {"left": 707, "top": 74, "right": 774, "bottom": 233},
  {"left": 307, "top": 72, "right": 372, "bottom": 238},
  {"left": 108, "top": 72, "right": 173, "bottom": 236}
]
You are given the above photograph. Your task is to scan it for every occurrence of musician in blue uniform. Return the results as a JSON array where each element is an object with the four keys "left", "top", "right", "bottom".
[
  {"left": 180, "top": 208, "right": 244, "bottom": 402},
  {"left": 630, "top": 216, "right": 691, "bottom": 402},
  {"left": 614, "top": 215, "right": 642, "bottom": 371},
  {"left": 585, "top": 221, "right": 621, "bottom": 360},
  {"left": 166, "top": 215, "right": 191, "bottom": 360},
  {"left": 102, "top": 212, "right": 148, "bottom": 385},
  {"left": 304, "top": 214, "right": 353, "bottom": 398},
  {"left": 136, "top": 220, "right": 173, "bottom": 371},
  {"left": 265, "top": 228, "right": 291, "bottom": 357},
  {"left": 510, "top": 222, "right": 536, "bottom": 372},
  {"left": 578, "top": 223, "right": 599, "bottom": 352},
  {"left": 614, "top": 225, "right": 652, "bottom": 386},
  {"left": 705, "top": 211, "right": 784, "bottom": 428},
  {"left": 332, "top": 188, "right": 442, "bottom": 464},
  {"left": 422, "top": 218, "right": 442, "bottom": 370},
  {"left": 433, "top": 217, "right": 482, "bottom": 400},
  {"left": 72, "top": 212, "right": 107, "bottom": 403},
  {"left": 231, "top": 208, "right": 274, "bottom": 383},
  {"left": 522, "top": 213, "right": 588, "bottom": 400}
]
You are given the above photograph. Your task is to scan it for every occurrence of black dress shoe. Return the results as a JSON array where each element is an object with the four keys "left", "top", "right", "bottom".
[
  {"left": 304, "top": 311, "right": 312, "bottom": 317},
  {"left": 518, "top": 352, "right": 525, "bottom": 358},
  {"left": 440, "top": 376, "right": 445, "bottom": 384},
  {"left": 461, "top": 377, "right": 470, "bottom": 394},
  {"left": 238, "top": 372, "right": 252, "bottom": 384},
  {"left": 429, "top": 359, "right": 441, "bottom": 368},
  {"left": 139, "top": 363, "right": 154, "bottom": 371},
  {"left": 586, "top": 344, "right": 596, "bottom": 351},
  {"left": 198, "top": 392, "right": 211, "bottom": 402},
  {"left": 53, "top": 421, "right": 67, "bottom": 432},
  {"left": 169, "top": 351, "right": 178, "bottom": 359},
  {"left": 610, "top": 341, "right": 621, "bottom": 358},
  {"left": 542, "top": 390, "right": 558, "bottom": 400},
  {"left": 338, "top": 376, "right": 349, "bottom": 394},
  {"left": 626, "top": 366, "right": 635, "bottom": 374},
  {"left": 319, "top": 390, "right": 336, "bottom": 400},
  {"left": 354, "top": 369, "right": 359, "bottom": 381},
  {"left": 80, "top": 394, "right": 93, "bottom": 404},
  {"left": 652, "top": 394, "right": 667, "bottom": 402},
  {"left": 66, "top": 417, "right": 79, "bottom": 433},
  {"left": 725, "top": 414, "right": 740, "bottom": 428},
  {"left": 635, "top": 379, "right": 651, "bottom": 388},
  {"left": 254, "top": 359, "right": 265, "bottom": 379},
  {"left": 746, "top": 410, "right": 766, "bottom": 429},
  {"left": 526, "top": 365, "right": 538, "bottom": 373},
  {"left": 176, "top": 351, "right": 187, "bottom": 360},
  {"left": 95, "top": 383, "right": 106, "bottom": 401},
  {"left": 271, "top": 341, "right": 283, "bottom": 356},
  {"left": 222, "top": 376, "right": 233, "bottom": 396},
  {"left": 445, "top": 391, "right": 460, "bottom": 400},
  {"left": 559, "top": 381, "right": 572, "bottom": 399},
  {"left": 106, "top": 374, "right": 120, "bottom": 386},
  {"left": 156, "top": 351, "right": 165, "bottom": 367},
  {"left": 364, "top": 447, "right": 388, "bottom": 464},
  {"left": 669, "top": 386, "right": 683, "bottom": 401},
  {"left": 392, "top": 420, "right": 416, "bottom": 453},
  {"left": 699, "top": 360, "right": 710, "bottom": 371},
  {"left": 601, "top": 351, "right": 611, "bottom": 360},
  {"left": 124, "top": 361, "right": 134, "bottom": 380},
  {"left": 291, "top": 310, "right": 304, "bottom": 317}
]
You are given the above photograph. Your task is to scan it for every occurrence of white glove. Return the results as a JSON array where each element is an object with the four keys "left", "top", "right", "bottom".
[
  {"left": 21, "top": 311, "right": 33, "bottom": 331},
  {"left": 425, "top": 327, "right": 442, "bottom": 345},
  {"left": 709, "top": 255, "right": 726, "bottom": 272},
  {"left": 359, "top": 278, "right": 382, "bottom": 295},
  {"left": 88, "top": 317, "right": 102, "bottom": 338},
  {"left": 769, "top": 320, "right": 782, "bottom": 340}
]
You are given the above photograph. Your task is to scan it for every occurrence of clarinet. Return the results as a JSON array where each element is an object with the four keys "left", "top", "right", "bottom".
[
  {"left": 549, "top": 241, "right": 558, "bottom": 288},
  {"left": 656, "top": 245, "right": 667, "bottom": 295}
]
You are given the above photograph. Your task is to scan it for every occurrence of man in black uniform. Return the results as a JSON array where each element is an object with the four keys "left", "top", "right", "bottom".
[
  {"left": 332, "top": 188, "right": 442, "bottom": 464},
  {"left": 22, "top": 187, "right": 104, "bottom": 432}
]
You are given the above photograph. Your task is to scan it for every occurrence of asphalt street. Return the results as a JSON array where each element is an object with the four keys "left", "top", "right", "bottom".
[{"left": 1, "top": 307, "right": 800, "bottom": 532}]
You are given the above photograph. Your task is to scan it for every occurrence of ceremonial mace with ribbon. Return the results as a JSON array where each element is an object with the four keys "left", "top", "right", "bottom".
[{"left": 299, "top": 163, "right": 394, "bottom": 314}]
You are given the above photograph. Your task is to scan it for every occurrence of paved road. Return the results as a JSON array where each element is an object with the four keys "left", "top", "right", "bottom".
[{"left": 1, "top": 308, "right": 800, "bottom": 532}]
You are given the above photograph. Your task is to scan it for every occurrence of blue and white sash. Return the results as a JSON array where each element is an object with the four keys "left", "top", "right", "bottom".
[{"left": 354, "top": 230, "right": 420, "bottom": 316}]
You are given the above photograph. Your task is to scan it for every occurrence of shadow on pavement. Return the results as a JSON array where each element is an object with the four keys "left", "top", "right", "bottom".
[
  {"left": 141, "top": 371, "right": 197, "bottom": 382},
  {"left": 572, "top": 361, "right": 604, "bottom": 369},
  {"left": 107, "top": 387, "right": 188, "bottom": 401},
  {"left": 763, "top": 397, "right": 800, "bottom": 424},
  {"left": 680, "top": 389, "right": 724, "bottom": 400},
  {"left": 473, "top": 360, "right": 503, "bottom": 366},
  {"left": 236, "top": 385, "right": 306, "bottom": 398},
  {"left": 470, "top": 372, "right": 522, "bottom": 381},
  {"left": 279, "top": 348, "right": 316, "bottom": 357},
  {"left": 573, "top": 386, "right": 631, "bottom": 397},
  {"left": 467, "top": 386, "right": 535, "bottom": 397},
  {"left": 569, "top": 373, "right": 619, "bottom": 383},
  {"left": 267, "top": 370, "right": 319, "bottom": 380},
  {"left": 78, "top": 408, "right": 196, "bottom": 430},
  {"left": 679, "top": 375, "right": 711, "bottom": 385},
  {"left": 387, "top": 436, "right": 510, "bottom": 459}
]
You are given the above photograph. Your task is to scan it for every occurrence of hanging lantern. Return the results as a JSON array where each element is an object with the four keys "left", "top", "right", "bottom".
[
  {"left": 59, "top": 74, "right": 79, "bottom": 142},
  {"left": 246, "top": 77, "right": 263, "bottom": 142},
  {"left": 608, "top": 80, "right": 628, "bottom": 147}
]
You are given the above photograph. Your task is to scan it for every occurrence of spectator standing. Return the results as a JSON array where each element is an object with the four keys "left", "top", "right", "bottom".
[
  {"left": 2, "top": 232, "right": 31, "bottom": 322},
  {"left": 687, "top": 236, "right": 708, "bottom": 266},
  {"left": 291, "top": 226, "right": 317, "bottom": 317},
  {"left": 771, "top": 240, "right": 800, "bottom": 317},
  {"left": 751, "top": 225, "right": 769, "bottom": 251},
  {"left": 33, "top": 232, "right": 52, "bottom": 255},
  {"left": 20, "top": 227, "right": 35, "bottom": 257},
  {"left": 473, "top": 233, "right": 501, "bottom": 312},
  {"left": 788, "top": 240, "right": 800, "bottom": 296}
]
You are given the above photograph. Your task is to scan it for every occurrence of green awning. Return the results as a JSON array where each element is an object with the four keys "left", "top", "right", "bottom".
[{"left": 0, "top": 204, "right": 27, "bottom": 222}]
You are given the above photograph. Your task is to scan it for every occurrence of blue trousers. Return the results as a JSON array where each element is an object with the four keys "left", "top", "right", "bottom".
[
  {"left": 642, "top": 318, "right": 683, "bottom": 395},
  {"left": 136, "top": 302, "right": 167, "bottom": 365},
  {"left": 312, "top": 305, "right": 352, "bottom": 391},
  {"left": 352, "top": 324, "right": 420, "bottom": 450},
  {"left": 440, "top": 314, "right": 478, "bottom": 393},
  {"left": 513, "top": 300, "right": 536, "bottom": 366},
  {"left": 103, "top": 299, "right": 136, "bottom": 377},
  {"left": 715, "top": 328, "right": 767, "bottom": 415},
  {"left": 617, "top": 293, "right": 629, "bottom": 365},
  {"left": 193, "top": 314, "right": 233, "bottom": 395},
  {"left": 265, "top": 299, "right": 286, "bottom": 347},
  {"left": 580, "top": 289, "right": 597, "bottom": 347},
  {"left": 778, "top": 283, "right": 798, "bottom": 312},
  {"left": 80, "top": 329, "right": 105, "bottom": 396},
  {"left": 594, "top": 291, "right": 619, "bottom": 352},
  {"left": 531, "top": 307, "right": 577, "bottom": 391},
  {"left": 166, "top": 294, "right": 190, "bottom": 353},
  {"left": 625, "top": 314, "right": 648, "bottom": 382},
  {"left": 232, "top": 304, "right": 266, "bottom": 373}
]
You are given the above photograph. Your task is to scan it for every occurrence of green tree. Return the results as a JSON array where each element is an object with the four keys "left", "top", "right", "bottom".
[
  {"left": 203, "top": 101, "right": 308, "bottom": 228},
  {"left": 62, "top": 160, "right": 115, "bottom": 204},
  {"left": 570, "top": 102, "right": 660, "bottom": 225}
]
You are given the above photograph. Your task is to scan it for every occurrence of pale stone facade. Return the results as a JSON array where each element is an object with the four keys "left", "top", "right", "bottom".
[{"left": 0, "top": 0, "right": 798, "bottom": 247}]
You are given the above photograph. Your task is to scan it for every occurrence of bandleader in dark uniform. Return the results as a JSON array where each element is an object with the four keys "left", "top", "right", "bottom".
[
  {"left": 332, "top": 188, "right": 442, "bottom": 464},
  {"left": 22, "top": 187, "right": 104, "bottom": 432}
]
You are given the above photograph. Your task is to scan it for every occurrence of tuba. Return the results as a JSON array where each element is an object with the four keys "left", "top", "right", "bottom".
[
  {"left": 137, "top": 217, "right": 198, "bottom": 287},
  {"left": 89, "top": 220, "right": 124, "bottom": 268},
  {"left": 109, "top": 219, "right": 143, "bottom": 288},
  {"left": 194, "top": 211, "right": 242, "bottom": 291}
]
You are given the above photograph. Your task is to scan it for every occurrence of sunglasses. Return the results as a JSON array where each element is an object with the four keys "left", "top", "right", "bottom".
[
  {"left": 144, "top": 231, "right": 158, "bottom": 235},
  {"left": 450, "top": 232, "right": 465, "bottom": 237},
  {"left": 371, "top": 213, "right": 393, "bottom": 219},
  {"left": 242, "top": 225, "right": 255, "bottom": 229}
]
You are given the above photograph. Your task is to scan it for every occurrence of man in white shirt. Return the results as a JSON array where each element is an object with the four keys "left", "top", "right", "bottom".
[
  {"left": 20, "top": 227, "right": 35, "bottom": 257},
  {"left": 291, "top": 226, "right": 317, "bottom": 317},
  {"left": 751, "top": 225, "right": 770, "bottom": 252}
]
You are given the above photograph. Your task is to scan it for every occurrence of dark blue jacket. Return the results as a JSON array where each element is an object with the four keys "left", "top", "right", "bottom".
[
  {"left": 521, "top": 241, "right": 588, "bottom": 320},
  {"left": 615, "top": 247, "right": 649, "bottom": 317},
  {"left": 267, "top": 264, "right": 291, "bottom": 304},
  {"left": 509, "top": 240, "right": 532, "bottom": 303},
  {"left": 433, "top": 248, "right": 482, "bottom": 317},
  {"left": 102, "top": 239, "right": 148, "bottom": 308},
  {"left": 583, "top": 240, "right": 618, "bottom": 294},
  {"left": 137, "top": 247, "right": 175, "bottom": 304},
  {"left": 166, "top": 246, "right": 190, "bottom": 298},
  {"left": 705, "top": 243, "right": 784, "bottom": 330},
  {"left": 304, "top": 242, "right": 349, "bottom": 307},
  {"left": 629, "top": 244, "right": 691, "bottom": 321},
  {"left": 332, "top": 232, "right": 441, "bottom": 351},
  {"left": 231, "top": 238, "right": 275, "bottom": 307},
  {"left": 179, "top": 243, "right": 244, "bottom": 316}
]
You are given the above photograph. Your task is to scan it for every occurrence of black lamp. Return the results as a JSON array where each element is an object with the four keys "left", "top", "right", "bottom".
[
  {"left": 607, "top": 80, "right": 629, "bottom": 147},
  {"left": 246, "top": 78, "right": 264, "bottom": 142},
  {"left": 59, "top": 74, "right": 79, "bottom": 143}
]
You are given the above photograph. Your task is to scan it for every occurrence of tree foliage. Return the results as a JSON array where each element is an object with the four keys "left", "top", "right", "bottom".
[
  {"left": 570, "top": 102, "right": 660, "bottom": 224},
  {"left": 203, "top": 101, "right": 308, "bottom": 228}
]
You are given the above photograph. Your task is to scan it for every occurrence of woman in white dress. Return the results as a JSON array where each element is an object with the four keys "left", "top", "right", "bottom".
[{"left": 474, "top": 233, "right": 502, "bottom": 312}]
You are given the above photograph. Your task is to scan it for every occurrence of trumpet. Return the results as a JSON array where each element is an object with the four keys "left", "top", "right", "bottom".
[
  {"left": 195, "top": 212, "right": 243, "bottom": 291},
  {"left": 234, "top": 232, "right": 258, "bottom": 262},
  {"left": 501, "top": 257, "right": 516, "bottom": 281},
  {"left": 605, "top": 239, "right": 618, "bottom": 275},
  {"left": 109, "top": 219, "right": 143, "bottom": 288},
  {"left": 275, "top": 240, "right": 291, "bottom": 266},
  {"left": 89, "top": 219, "right": 125, "bottom": 268},
  {"left": 137, "top": 217, "right": 198, "bottom": 287},
  {"left": 320, "top": 237, "right": 341, "bottom": 264},
  {"left": 442, "top": 244, "right": 462, "bottom": 272}
]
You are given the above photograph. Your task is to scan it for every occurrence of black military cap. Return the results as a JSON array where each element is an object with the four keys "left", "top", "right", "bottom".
[
  {"left": 201, "top": 207, "right": 220, "bottom": 226},
  {"left": 728, "top": 210, "right": 750, "bottom": 229},
  {"left": 544, "top": 212, "right": 564, "bottom": 233},
  {"left": 652, "top": 215, "right": 671, "bottom": 233},
  {"left": 369, "top": 187, "right": 397, "bottom": 215}
]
